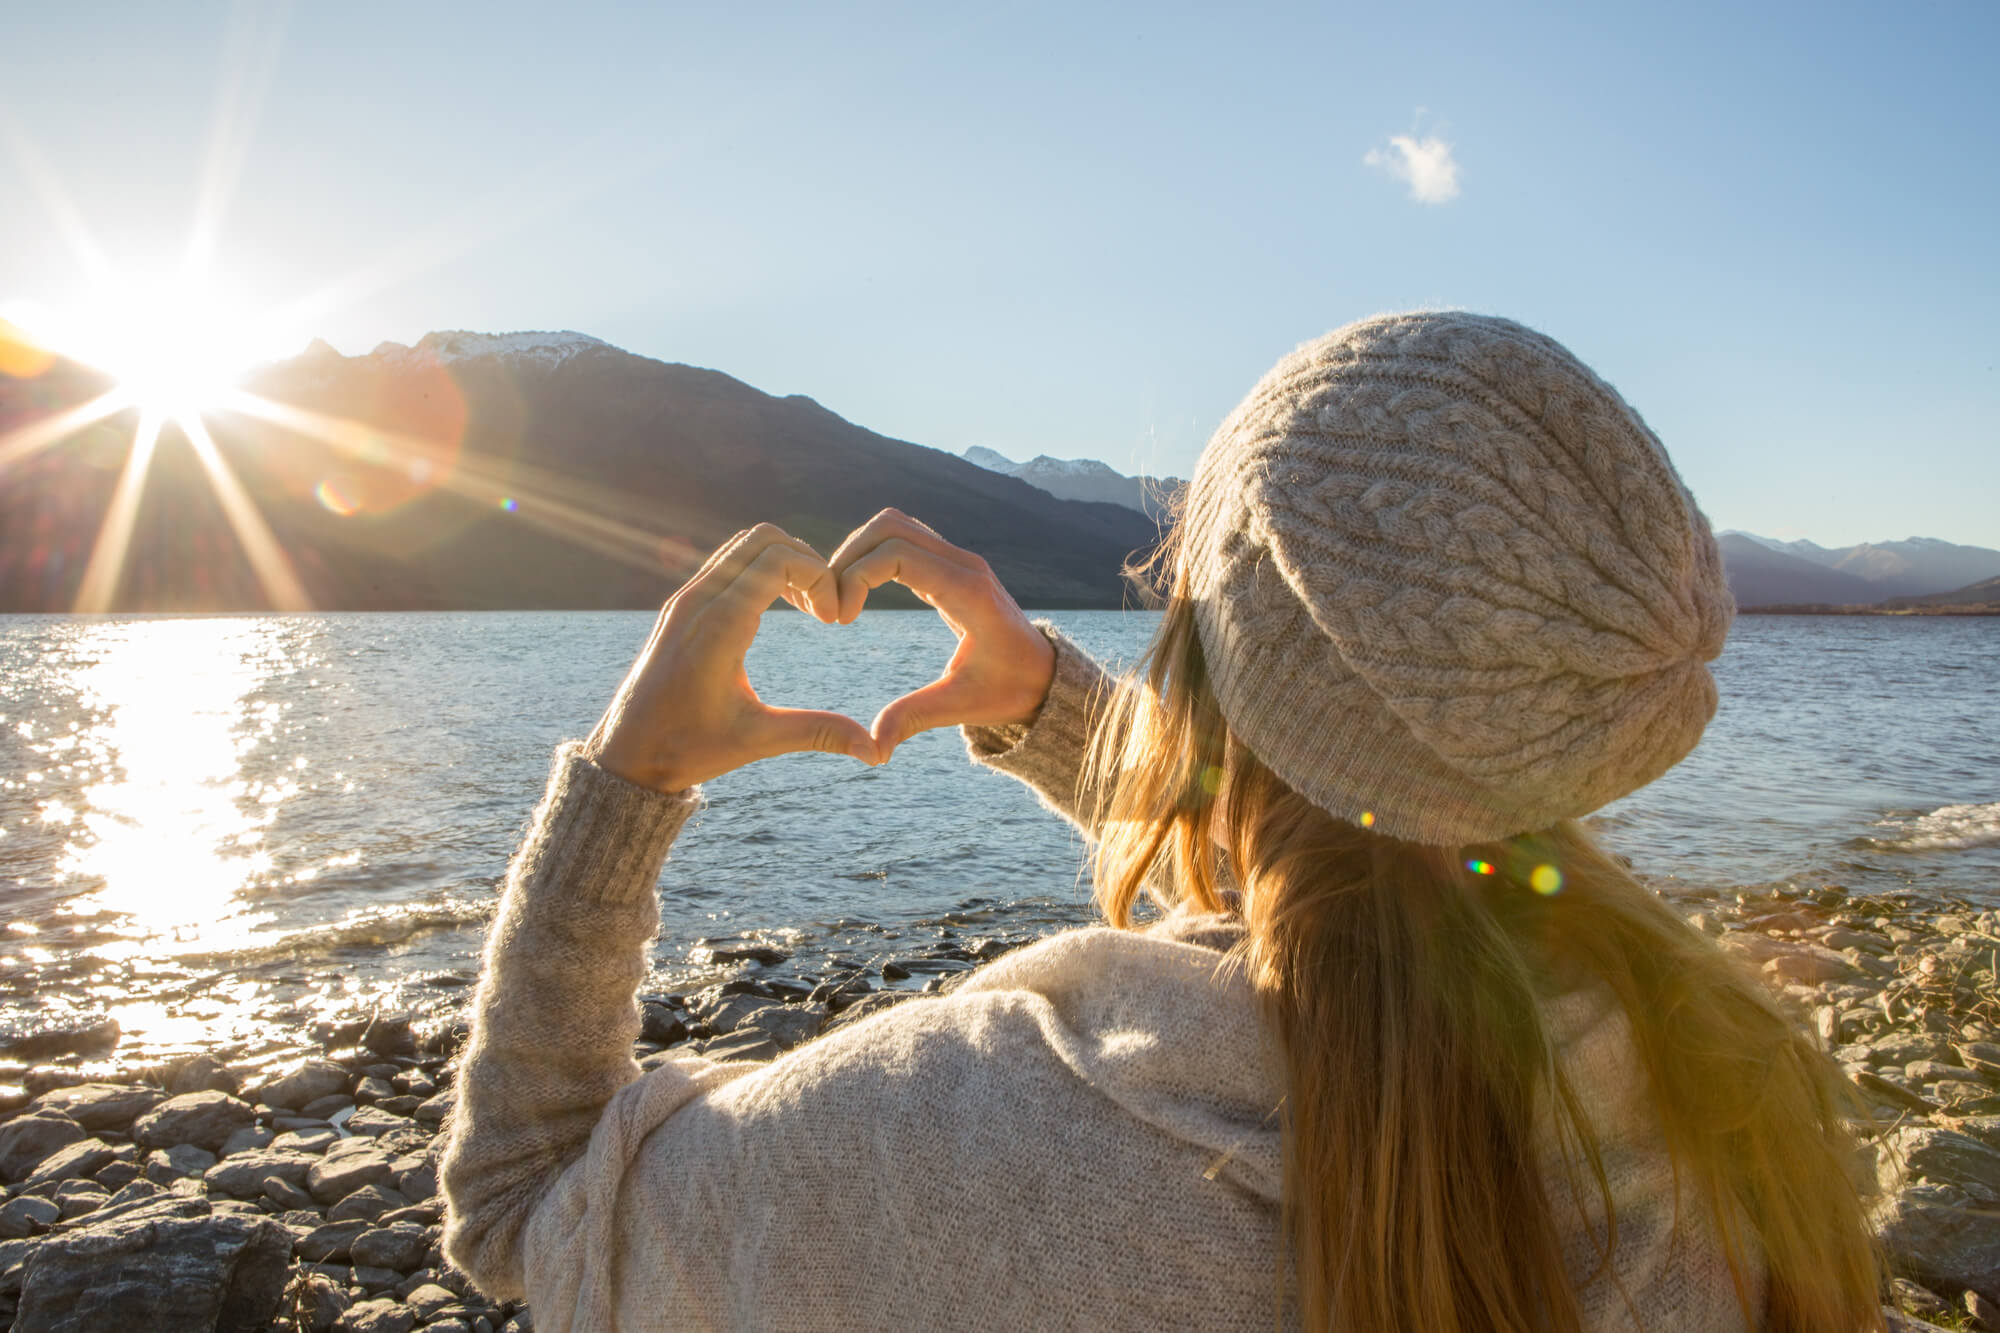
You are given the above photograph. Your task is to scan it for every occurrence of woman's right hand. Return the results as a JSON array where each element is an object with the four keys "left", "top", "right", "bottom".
[{"left": 828, "top": 509, "right": 1056, "bottom": 760}]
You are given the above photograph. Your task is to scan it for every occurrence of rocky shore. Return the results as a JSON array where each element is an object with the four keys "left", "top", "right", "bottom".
[{"left": 0, "top": 888, "right": 1995, "bottom": 1332}]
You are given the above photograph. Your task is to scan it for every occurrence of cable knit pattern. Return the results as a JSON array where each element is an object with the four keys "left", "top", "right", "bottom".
[{"left": 1185, "top": 311, "right": 1734, "bottom": 844}]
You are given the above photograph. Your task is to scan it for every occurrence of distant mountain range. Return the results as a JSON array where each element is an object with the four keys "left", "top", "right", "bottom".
[
  {"left": 1716, "top": 532, "right": 2000, "bottom": 609},
  {"left": 0, "top": 332, "right": 1160, "bottom": 612},
  {"left": 961, "top": 447, "right": 1183, "bottom": 522}
]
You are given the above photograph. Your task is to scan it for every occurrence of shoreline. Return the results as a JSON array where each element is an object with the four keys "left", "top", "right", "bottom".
[{"left": 0, "top": 892, "right": 1995, "bottom": 1329}]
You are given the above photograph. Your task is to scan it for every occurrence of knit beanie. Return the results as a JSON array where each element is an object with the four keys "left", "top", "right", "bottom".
[{"left": 1183, "top": 311, "right": 1733, "bottom": 846}]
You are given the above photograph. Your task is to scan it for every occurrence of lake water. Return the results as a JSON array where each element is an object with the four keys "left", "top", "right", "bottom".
[{"left": 0, "top": 610, "right": 1994, "bottom": 1063}]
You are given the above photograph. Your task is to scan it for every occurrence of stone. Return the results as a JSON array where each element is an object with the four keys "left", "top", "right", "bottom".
[
  {"left": 354, "top": 1076, "right": 396, "bottom": 1104},
  {"left": 309, "top": 1147, "right": 395, "bottom": 1204},
  {"left": 699, "top": 1028, "right": 780, "bottom": 1062},
  {"left": 379, "top": 1203, "right": 439, "bottom": 1226},
  {"left": 405, "top": 1282, "right": 457, "bottom": 1318},
  {"left": 22, "top": 1138, "right": 115, "bottom": 1189},
  {"left": 821, "top": 988, "right": 920, "bottom": 1036},
  {"left": 12, "top": 1194, "right": 290, "bottom": 1332},
  {"left": 1761, "top": 946, "right": 1863, "bottom": 986},
  {"left": 880, "top": 960, "right": 912, "bottom": 981},
  {"left": 640, "top": 1002, "right": 686, "bottom": 1046},
  {"left": 166, "top": 1053, "right": 238, "bottom": 1096},
  {"left": 273, "top": 1127, "right": 340, "bottom": 1154},
  {"left": 1891, "top": 1276, "right": 1952, "bottom": 1320},
  {"left": 359, "top": 1013, "right": 416, "bottom": 1058},
  {"left": 344, "top": 1106, "right": 414, "bottom": 1138},
  {"left": 329, "top": 1184, "right": 410, "bottom": 1224},
  {"left": 334, "top": 1297, "right": 416, "bottom": 1333},
  {"left": 302, "top": 1093, "right": 356, "bottom": 1120},
  {"left": 219, "top": 1123, "right": 276, "bottom": 1158},
  {"left": 742, "top": 1001, "right": 828, "bottom": 1052},
  {"left": 264, "top": 1174, "right": 314, "bottom": 1211},
  {"left": 0, "top": 1017, "right": 119, "bottom": 1063},
  {"left": 1907, "top": 1060, "right": 1970, "bottom": 1085},
  {"left": 390, "top": 1068, "right": 435, "bottom": 1098},
  {"left": 205, "top": 1148, "right": 320, "bottom": 1198},
  {"left": 296, "top": 1271, "right": 353, "bottom": 1333},
  {"left": 414, "top": 1091, "right": 455, "bottom": 1127},
  {"left": 350, "top": 1220, "right": 431, "bottom": 1271},
  {"left": 1872, "top": 1032, "right": 1949, "bottom": 1066},
  {"left": 392, "top": 1160, "right": 438, "bottom": 1202},
  {"left": 52, "top": 1181, "right": 107, "bottom": 1221},
  {"left": 427, "top": 1321, "right": 473, "bottom": 1333},
  {"left": 251, "top": 1060, "right": 352, "bottom": 1111},
  {"left": 295, "top": 1218, "right": 370, "bottom": 1262},
  {"left": 27, "top": 1083, "right": 164, "bottom": 1133},
  {"left": 131, "top": 1090, "right": 257, "bottom": 1151},
  {"left": 1878, "top": 1181, "right": 2000, "bottom": 1306},
  {"left": 0, "top": 1112, "right": 86, "bottom": 1182},
  {"left": 0, "top": 1196, "right": 61, "bottom": 1239},
  {"left": 1967, "top": 1290, "right": 1999, "bottom": 1329},
  {"left": 1958, "top": 1042, "right": 2000, "bottom": 1078},
  {"left": 375, "top": 1095, "right": 423, "bottom": 1117},
  {"left": 352, "top": 1264, "right": 403, "bottom": 1290},
  {"left": 144, "top": 1143, "right": 217, "bottom": 1184}
]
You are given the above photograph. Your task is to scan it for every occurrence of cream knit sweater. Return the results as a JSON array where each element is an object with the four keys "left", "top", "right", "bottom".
[{"left": 440, "top": 630, "right": 1761, "bottom": 1331}]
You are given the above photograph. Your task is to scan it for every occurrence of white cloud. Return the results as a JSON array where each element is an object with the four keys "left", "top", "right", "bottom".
[{"left": 1364, "top": 132, "right": 1461, "bottom": 204}]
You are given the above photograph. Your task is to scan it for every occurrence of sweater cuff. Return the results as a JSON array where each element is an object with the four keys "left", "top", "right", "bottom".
[
  {"left": 520, "top": 742, "right": 702, "bottom": 906},
  {"left": 963, "top": 622, "right": 1102, "bottom": 773}
]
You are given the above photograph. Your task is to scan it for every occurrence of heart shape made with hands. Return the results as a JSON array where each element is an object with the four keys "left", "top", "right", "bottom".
[{"left": 585, "top": 511, "right": 1056, "bottom": 794}]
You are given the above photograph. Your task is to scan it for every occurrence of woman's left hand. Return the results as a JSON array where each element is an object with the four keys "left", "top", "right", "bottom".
[{"left": 584, "top": 524, "right": 880, "bottom": 792}]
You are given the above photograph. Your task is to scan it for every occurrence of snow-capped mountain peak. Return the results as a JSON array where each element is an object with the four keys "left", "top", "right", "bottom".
[
  {"left": 366, "top": 330, "right": 611, "bottom": 368},
  {"left": 963, "top": 446, "right": 1020, "bottom": 474}
]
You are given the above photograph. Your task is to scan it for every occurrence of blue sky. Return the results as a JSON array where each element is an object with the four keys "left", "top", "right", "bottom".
[{"left": 3, "top": 0, "right": 1995, "bottom": 548}]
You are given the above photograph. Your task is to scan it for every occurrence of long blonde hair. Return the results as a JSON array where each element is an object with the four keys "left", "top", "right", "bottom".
[{"left": 1084, "top": 532, "right": 1882, "bottom": 1331}]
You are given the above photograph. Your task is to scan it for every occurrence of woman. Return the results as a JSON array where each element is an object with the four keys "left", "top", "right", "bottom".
[{"left": 440, "top": 312, "right": 1881, "bottom": 1330}]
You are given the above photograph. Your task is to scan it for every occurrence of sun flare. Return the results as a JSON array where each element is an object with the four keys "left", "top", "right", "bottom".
[{"left": 8, "top": 275, "right": 270, "bottom": 419}]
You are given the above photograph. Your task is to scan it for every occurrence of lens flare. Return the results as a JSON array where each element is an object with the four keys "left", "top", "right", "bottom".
[
  {"left": 1467, "top": 859, "right": 1495, "bottom": 876},
  {"left": 1530, "top": 864, "right": 1565, "bottom": 895}
]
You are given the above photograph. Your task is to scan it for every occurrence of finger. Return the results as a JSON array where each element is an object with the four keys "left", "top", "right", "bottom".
[
  {"left": 710, "top": 544, "right": 840, "bottom": 648},
  {"left": 691, "top": 526, "right": 836, "bottom": 619},
  {"left": 755, "top": 706, "right": 878, "bottom": 765},
  {"left": 828, "top": 509, "right": 986, "bottom": 622},
  {"left": 870, "top": 676, "right": 973, "bottom": 759},
  {"left": 835, "top": 538, "right": 979, "bottom": 626}
]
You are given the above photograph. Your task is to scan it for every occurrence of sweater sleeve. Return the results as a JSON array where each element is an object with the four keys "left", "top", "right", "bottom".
[
  {"left": 960, "top": 621, "right": 1119, "bottom": 839},
  {"left": 439, "top": 741, "right": 700, "bottom": 1301}
]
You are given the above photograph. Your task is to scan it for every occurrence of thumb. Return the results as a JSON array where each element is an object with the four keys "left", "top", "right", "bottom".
[
  {"left": 758, "top": 707, "right": 879, "bottom": 765},
  {"left": 870, "top": 678, "right": 966, "bottom": 760}
]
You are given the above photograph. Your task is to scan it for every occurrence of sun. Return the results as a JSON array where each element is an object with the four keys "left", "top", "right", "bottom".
[{"left": 14, "top": 275, "right": 267, "bottom": 419}]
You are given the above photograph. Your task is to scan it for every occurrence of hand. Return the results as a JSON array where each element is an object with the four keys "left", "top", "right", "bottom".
[
  {"left": 828, "top": 509, "right": 1056, "bottom": 760},
  {"left": 585, "top": 524, "right": 879, "bottom": 792}
]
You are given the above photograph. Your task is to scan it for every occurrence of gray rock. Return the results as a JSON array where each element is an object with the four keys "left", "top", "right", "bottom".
[
  {"left": 205, "top": 1148, "right": 320, "bottom": 1198},
  {"left": 344, "top": 1106, "right": 415, "bottom": 1138},
  {"left": 309, "top": 1147, "right": 395, "bottom": 1204},
  {"left": 336, "top": 1297, "right": 416, "bottom": 1332},
  {"left": 91, "top": 1160, "right": 140, "bottom": 1192},
  {"left": 352, "top": 1264, "right": 403, "bottom": 1290},
  {"left": 131, "top": 1090, "right": 257, "bottom": 1151},
  {"left": 13, "top": 1194, "right": 290, "bottom": 1332},
  {"left": 264, "top": 1173, "right": 315, "bottom": 1211},
  {"left": 639, "top": 1002, "right": 687, "bottom": 1046},
  {"left": 27, "top": 1083, "right": 164, "bottom": 1133},
  {"left": 218, "top": 1124, "right": 276, "bottom": 1157},
  {"left": 692, "top": 991, "right": 779, "bottom": 1035},
  {"left": 329, "top": 1184, "right": 410, "bottom": 1224},
  {"left": 427, "top": 1321, "right": 473, "bottom": 1333},
  {"left": 0, "top": 1195, "right": 62, "bottom": 1239},
  {"left": 52, "top": 1181, "right": 107, "bottom": 1222},
  {"left": 1877, "top": 1182, "right": 2000, "bottom": 1306},
  {"left": 699, "top": 1028, "right": 780, "bottom": 1062},
  {"left": 166, "top": 1053, "right": 238, "bottom": 1096},
  {"left": 22, "top": 1138, "right": 115, "bottom": 1188},
  {"left": 379, "top": 1203, "right": 440, "bottom": 1226},
  {"left": 144, "top": 1143, "right": 217, "bottom": 1184},
  {"left": 295, "top": 1218, "right": 370, "bottom": 1262},
  {"left": 1879, "top": 1126, "right": 2000, "bottom": 1206},
  {"left": 297, "top": 1270, "right": 353, "bottom": 1333},
  {"left": 360, "top": 1013, "right": 416, "bottom": 1058},
  {"left": 1872, "top": 1032, "right": 1949, "bottom": 1066},
  {"left": 272, "top": 1127, "right": 340, "bottom": 1154},
  {"left": 302, "top": 1093, "right": 356, "bottom": 1120},
  {"left": 0, "top": 1112, "right": 86, "bottom": 1181},
  {"left": 821, "top": 988, "right": 921, "bottom": 1036},
  {"left": 743, "top": 1001, "right": 828, "bottom": 1052},
  {"left": 390, "top": 1068, "right": 436, "bottom": 1098},
  {"left": 414, "top": 1091, "right": 455, "bottom": 1127},
  {"left": 405, "top": 1282, "right": 458, "bottom": 1318},
  {"left": 350, "top": 1220, "right": 431, "bottom": 1271},
  {"left": 248, "top": 1056, "right": 350, "bottom": 1104},
  {"left": 392, "top": 1160, "right": 438, "bottom": 1202},
  {"left": 353, "top": 1075, "right": 395, "bottom": 1103}
]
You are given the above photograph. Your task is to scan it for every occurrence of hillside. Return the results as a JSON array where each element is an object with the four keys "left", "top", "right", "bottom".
[
  {"left": 964, "top": 447, "right": 1184, "bottom": 523},
  {"left": 0, "top": 333, "right": 1162, "bottom": 612},
  {"left": 1724, "top": 531, "right": 2000, "bottom": 606}
]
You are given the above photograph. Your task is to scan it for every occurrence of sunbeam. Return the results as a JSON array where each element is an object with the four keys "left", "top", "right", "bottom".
[
  {"left": 219, "top": 388, "right": 702, "bottom": 577},
  {"left": 0, "top": 387, "right": 128, "bottom": 475},
  {"left": 179, "top": 412, "right": 312, "bottom": 611},
  {"left": 0, "top": 114, "right": 115, "bottom": 288},
  {"left": 72, "top": 410, "right": 165, "bottom": 614},
  {"left": 183, "top": 0, "right": 291, "bottom": 279}
]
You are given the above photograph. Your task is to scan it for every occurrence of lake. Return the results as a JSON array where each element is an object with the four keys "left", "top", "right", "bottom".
[{"left": 0, "top": 610, "right": 1994, "bottom": 1062}]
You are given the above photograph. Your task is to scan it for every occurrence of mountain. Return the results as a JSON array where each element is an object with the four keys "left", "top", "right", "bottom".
[
  {"left": 1885, "top": 574, "right": 2000, "bottom": 612},
  {"left": 0, "top": 331, "right": 1161, "bottom": 612},
  {"left": 962, "top": 447, "right": 1183, "bottom": 522},
  {"left": 1720, "top": 531, "right": 2000, "bottom": 607}
]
